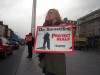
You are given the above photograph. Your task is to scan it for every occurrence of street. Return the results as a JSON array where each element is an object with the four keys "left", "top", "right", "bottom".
[
  {"left": 66, "top": 49, "right": 100, "bottom": 75},
  {"left": 0, "top": 46, "right": 25, "bottom": 75},
  {"left": 0, "top": 46, "right": 100, "bottom": 75}
]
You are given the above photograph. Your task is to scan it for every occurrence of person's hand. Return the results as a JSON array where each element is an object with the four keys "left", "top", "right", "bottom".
[
  {"left": 59, "top": 24, "right": 66, "bottom": 29},
  {"left": 45, "top": 14, "right": 50, "bottom": 21}
]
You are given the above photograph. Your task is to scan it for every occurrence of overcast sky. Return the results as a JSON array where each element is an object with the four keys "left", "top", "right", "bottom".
[{"left": 0, "top": 0, "right": 100, "bottom": 38}]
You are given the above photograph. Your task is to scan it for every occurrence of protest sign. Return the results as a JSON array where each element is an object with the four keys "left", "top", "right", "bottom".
[
  {"left": 33, "top": 24, "right": 74, "bottom": 53},
  {"left": 25, "top": 34, "right": 32, "bottom": 42}
]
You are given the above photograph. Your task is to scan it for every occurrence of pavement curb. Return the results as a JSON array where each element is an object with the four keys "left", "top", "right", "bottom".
[{"left": 16, "top": 46, "right": 44, "bottom": 75}]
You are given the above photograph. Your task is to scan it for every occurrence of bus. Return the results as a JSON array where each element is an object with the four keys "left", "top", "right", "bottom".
[{"left": 74, "top": 37, "right": 87, "bottom": 50}]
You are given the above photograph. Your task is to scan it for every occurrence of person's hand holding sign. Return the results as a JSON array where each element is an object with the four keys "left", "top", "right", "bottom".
[{"left": 46, "top": 13, "right": 50, "bottom": 21}]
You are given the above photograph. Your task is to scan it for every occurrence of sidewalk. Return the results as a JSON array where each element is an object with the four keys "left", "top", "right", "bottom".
[{"left": 16, "top": 46, "right": 44, "bottom": 75}]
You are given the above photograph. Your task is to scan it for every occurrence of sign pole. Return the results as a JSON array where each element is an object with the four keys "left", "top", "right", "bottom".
[{"left": 31, "top": 0, "right": 37, "bottom": 37}]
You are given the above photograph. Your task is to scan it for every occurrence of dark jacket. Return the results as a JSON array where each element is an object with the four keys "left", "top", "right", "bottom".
[
  {"left": 43, "top": 32, "right": 50, "bottom": 40},
  {"left": 39, "top": 20, "right": 66, "bottom": 75}
]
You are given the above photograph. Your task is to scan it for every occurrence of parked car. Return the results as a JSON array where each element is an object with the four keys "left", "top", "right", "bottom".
[
  {"left": 0, "top": 37, "right": 13, "bottom": 58},
  {"left": 11, "top": 41, "right": 20, "bottom": 50},
  {"left": 20, "top": 42, "right": 25, "bottom": 45}
]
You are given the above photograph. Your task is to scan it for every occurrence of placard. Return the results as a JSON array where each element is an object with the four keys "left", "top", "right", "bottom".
[
  {"left": 33, "top": 24, "right": 74, "bottom": 53},
  {"left": 25, "top": 34, "right": 32, "bottom": 42}
]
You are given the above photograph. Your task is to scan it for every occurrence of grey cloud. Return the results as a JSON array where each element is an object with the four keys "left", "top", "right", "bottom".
[
  {"left": 0, "top": 0, "right": 32, "bottom": 38},
  {"left": 0, "top": 0, "right": 100, "bottom": 38},
  {"left": 63, "top": 0, "right": 100, "bottom": 20},
  {"left": 78, "top": 0, "right": 100, "bottom": 10},
  {"left": 0, "top": 0, "right": 20, "bottom": 9}
]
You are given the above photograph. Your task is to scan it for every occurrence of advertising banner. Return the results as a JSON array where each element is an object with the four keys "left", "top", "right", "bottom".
[{"left": 33, "top": 24, "right": 74, "bottom": 53}]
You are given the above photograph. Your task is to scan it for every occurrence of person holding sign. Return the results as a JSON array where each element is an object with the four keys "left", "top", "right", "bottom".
[
  {"left": 38, "top": 9, "right": 66, "bottom": 75},
  {"left": 26, "top": 33, "right": 34, "bottom": 58}
]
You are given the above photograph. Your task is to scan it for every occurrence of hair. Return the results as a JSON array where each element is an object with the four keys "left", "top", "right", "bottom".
[
  {"left": 29, "top": 33, "right": 32, "bottom": 35},
  {"left": 47, "top": 9, "right": 61, "bottom": 22}
]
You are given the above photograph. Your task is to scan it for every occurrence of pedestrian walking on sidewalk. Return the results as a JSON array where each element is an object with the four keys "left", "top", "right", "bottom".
[
  {"left": 38, "top": 9, "right": 66, "bottom": 75},
  {"left": 26, "top": 33, "right": 34, "bottom": 58}
]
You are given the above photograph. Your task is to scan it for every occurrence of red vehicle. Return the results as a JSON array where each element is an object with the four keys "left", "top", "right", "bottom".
[{"left": 0, "top": 37, "right": 13, "bottom": 58}]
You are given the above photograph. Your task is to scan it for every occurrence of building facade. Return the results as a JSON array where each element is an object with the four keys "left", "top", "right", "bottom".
[
  {"left": 0, "top": 21, "right": 5, "bottom": 37},
  {"left": 0, "top": 21, "right": 14, "bottom": 41},
  {"left": 63, "top": 18, "right": 78, "bottom": 36},
  {"left": 63, "top": 18, "right": 77, "bottom": 25},
  {"left": 77, "top": 9, "right": 100, "bottom": 49}
]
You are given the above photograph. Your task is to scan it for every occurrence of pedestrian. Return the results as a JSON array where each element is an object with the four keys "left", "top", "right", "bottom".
[
  {"left": 38, "top": 9, "right": 66, "bottom": 75},
  {"left": 26, "top": 33, "right": 34, "bottom": 58}
]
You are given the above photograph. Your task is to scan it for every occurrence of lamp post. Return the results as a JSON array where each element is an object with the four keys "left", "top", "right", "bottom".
[{"left": 31, "top": 0, "right": 37, "bottom": 37}]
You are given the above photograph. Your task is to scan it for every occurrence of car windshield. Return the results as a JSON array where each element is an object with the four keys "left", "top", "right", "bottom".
[{"left": 0, "top": 38, "right": 2, "bottom": 44}]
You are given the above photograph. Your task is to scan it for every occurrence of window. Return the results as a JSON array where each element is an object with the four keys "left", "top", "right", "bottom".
[
  {"left": 99, "top": 29, "right": 100, "bottom": 36},
  {"left": 0, "top": 38, "right": 2, "bottom": 44},
  {"left": 2, "top": 38, "right": 7, "bottom": 44},
  {"left": 90, "top": 34, "right": 91, "bottom": 37},
  {"left": 93, "top": 33, "right": 94, "bottom": 36}
]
